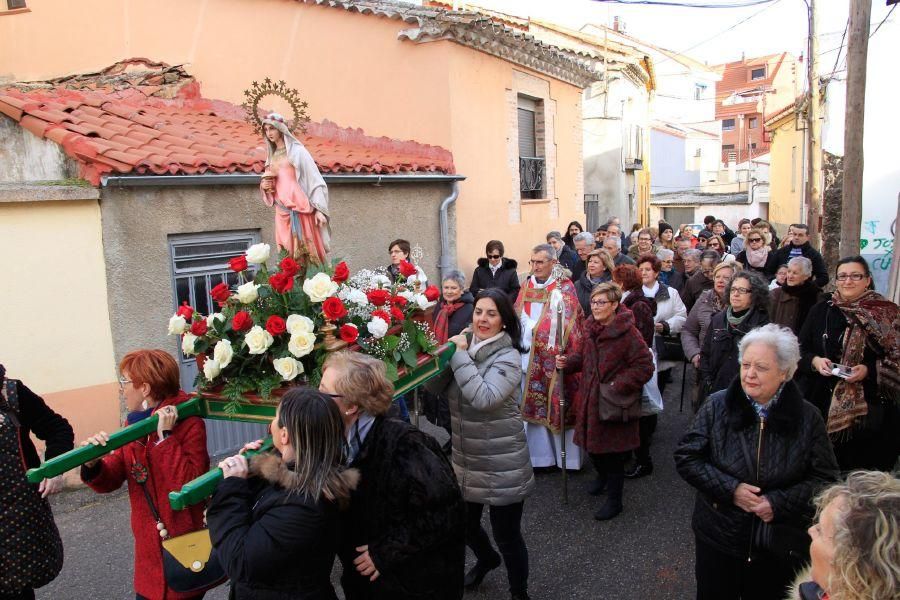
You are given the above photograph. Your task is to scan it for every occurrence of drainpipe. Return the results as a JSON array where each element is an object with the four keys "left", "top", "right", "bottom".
[{"left": 438, "top": 181, "right": 460, "bottom": 282}]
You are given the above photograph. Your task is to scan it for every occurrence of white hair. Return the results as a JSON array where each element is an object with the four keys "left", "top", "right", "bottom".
[
  {"left": 605, "top": 236, "right": 621, "bottom": 250},
  {"left": 738, "top": 324, "right": 801, "bottom": 379},
  {"left": 788, "top": 256, "right": 813, "bottom": 277},
  {"left": 574, "top": 231, "right": 596, "bottom": 245},
  {"left": 656, "top": 249, "right": 675, "bottom": 261},
  {"left": 441, "top": 269, "right": 467, "bottom": 288}
]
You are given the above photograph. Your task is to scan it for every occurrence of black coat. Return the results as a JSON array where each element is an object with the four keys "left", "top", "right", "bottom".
[
  {"left": 736, "top": 250, "right": 780, "bottom": 281},
  {"left": 772, "top": 242, "right": 829, "bottom": 288},
  {"left": 680, "top": 270, "right": 714, "bottom": 313},
  {"left": 659, "top": 269, "right": 685, "bottom": 292},
  {"left": 469, "top": 258, "right": 520, "bottom": 302},
  {"left": 674, "top": 378, "right": 839, "bottom": 560},
  {"left": 1, "top": 374, "right": 73, "bottom": 469},
  {"left": 701, "top": 308, "right": 770, "bottom": 395},
  {"left": 208, "top": 453, "right": 357, "bottom": 600},
  {"left": 340, "top": 417, "right": 465, "bottom": 600},
  {"left": 557, "top": 245, "right": 580, "bottom": 274},
  {"left": 432, "top": 292, "right": 475, "bottom": 339},
  {"left": 573, "top": 271, "right": 611, "bottom": 314}
]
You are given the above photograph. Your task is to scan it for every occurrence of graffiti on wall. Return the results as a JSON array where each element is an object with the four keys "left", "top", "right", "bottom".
[{"left": 861, "top": 218, "right": 895, "bottom": 293}]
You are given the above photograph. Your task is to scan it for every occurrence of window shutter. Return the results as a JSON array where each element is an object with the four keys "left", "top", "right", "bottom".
[
  {"left": 6, "top": 0, "right": 27, "bottom": 9},
  {"left": 517, "top": 108, "right": 536, "bottom": 158}
]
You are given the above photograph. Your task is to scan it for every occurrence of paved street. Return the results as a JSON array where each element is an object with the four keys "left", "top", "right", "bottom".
[{"left": 40, "top": 368, "right": 697, "bottom": 600}]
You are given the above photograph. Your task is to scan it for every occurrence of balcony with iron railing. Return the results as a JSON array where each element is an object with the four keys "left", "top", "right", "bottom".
[{"left": 519, "top": 156, "right": 544, "bottom": 199}]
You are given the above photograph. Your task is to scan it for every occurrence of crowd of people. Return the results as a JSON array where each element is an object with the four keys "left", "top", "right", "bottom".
[{"left": 2, "top": 216, "right": 898, "bottom": 600}]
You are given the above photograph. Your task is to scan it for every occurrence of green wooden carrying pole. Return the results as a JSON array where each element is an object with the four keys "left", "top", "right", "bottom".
[
  {"left": 25, "top": 396, "right": 205, "bottom": 484},
  {"left": 168, "top": 438, "right": 274, "bottom": 511}
]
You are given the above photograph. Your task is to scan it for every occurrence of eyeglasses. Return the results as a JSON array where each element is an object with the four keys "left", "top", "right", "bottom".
[
  {"left": 118, "top": 377, "right": 132, "bottom": 388},
  {"left": 730, "top": 286, "right": 752, "bottom": 295},
  {"left": 836, "top": 273, "right": 867, "bottom": 282},
  {"left": 638, "top": 237, "right": 652, "bottom": 242},
  {"left": 709, "top": 242, "right": 721, "bottom": 248},
  {"left": 487, "top": 254, "right": 502, "bottom": 259},
  {"left": 590, "top": 299, "right": 613, "bottom": 307},
  {"left": 529, "top": 259, "right": 550, "bottom": 266},
  {"left": 748, "top": 238, "right": 763, "bottom": 243}
]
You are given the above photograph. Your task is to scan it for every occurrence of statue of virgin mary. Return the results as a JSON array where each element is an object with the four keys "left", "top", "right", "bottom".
[{"left": 259, "top": 113, "right": 330, "bottom": 263}]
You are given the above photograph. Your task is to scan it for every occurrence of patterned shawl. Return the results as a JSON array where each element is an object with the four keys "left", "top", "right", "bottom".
[{"left": 827, "top": 289, "right": 900, "bottom": 435}]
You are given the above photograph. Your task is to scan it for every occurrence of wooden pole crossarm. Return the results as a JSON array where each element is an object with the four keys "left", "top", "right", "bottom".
[{"left": 26, "top": 396, "right": 206, "bottom": 484}]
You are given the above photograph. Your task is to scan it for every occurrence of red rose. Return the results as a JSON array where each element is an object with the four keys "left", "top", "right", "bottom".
[
  {"left": 366, "top": 289, "right": 391, "bottom": 306},
  {"left": 269, "top": 272, "right": 294, "bottom": 294},
  {"left": 232, "top": 311, "right": 253, "bottom": 332},
  {"left": 322, "top": 297, "right": 348, "bottom": 321},
  {"left": 229, "top": 256, "right": 248, "bottom": 272},
  {"left": 371, "top": 309, "right": 391, "bottom": 323},
  {"left": 424, "top": 285, "right": 440, "bottom": 302},
  {"left": 332, "top": 261, "right": 350, "bottom": 283},
  {"left": 339, "top": 323, "right": 359, "bottom": 344},
  {"left": 390, "top": 306, "right": 404, "bottom": 322},
  {"left": 265, "top": 315, "right": 287, "bottom": 336},
  {"left": 211, "top": 282, "right": 231, "bottom": 303},
  {"left": 190, "top": 320, "right": 208, "bottom": 336},
  {"left": 392, "top": 295, "right": 408, "bottom": 307},
  {"left": 176, "top": 302, "right": 194, "bottom": 320},
  {"left": 398, "top": 260, "right": 417, "bottom": 277},
  {"left": 279, "top": 257, "right": 300, "bottom": 277}
]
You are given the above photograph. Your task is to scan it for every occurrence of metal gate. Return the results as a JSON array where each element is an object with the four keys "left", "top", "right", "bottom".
[{"left": 169, "top": 231, "right": 268, "bottom": 457}]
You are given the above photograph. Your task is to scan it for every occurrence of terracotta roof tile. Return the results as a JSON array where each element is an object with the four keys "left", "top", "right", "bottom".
[{"left": 0, "top": 83, "right": 454, "bottom": 185}]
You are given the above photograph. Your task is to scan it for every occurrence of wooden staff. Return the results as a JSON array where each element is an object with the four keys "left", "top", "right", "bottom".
[{"left": 556, "top": 300, "right": 568, "bottom": 505}]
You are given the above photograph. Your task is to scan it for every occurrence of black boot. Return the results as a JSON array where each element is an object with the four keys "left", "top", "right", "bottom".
[
  {"left": 624, "top": 461, "right": 653, "bottom": 479},
  {"left": 464, "top": 553, "right": 502, "bottom": 589},
  {"left": 594, "top": 473, "right": 624, "bottom": 521},
  {"left": 510, "top": 593, "right": 531, "bottom": 600},
  {"left": 587, "top": 474, "right": 607, "bottom": 496}
]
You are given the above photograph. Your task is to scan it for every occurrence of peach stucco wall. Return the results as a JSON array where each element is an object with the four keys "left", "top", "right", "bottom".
[{"left": 1, "top": 0, "right": 585, "bottom": 273}]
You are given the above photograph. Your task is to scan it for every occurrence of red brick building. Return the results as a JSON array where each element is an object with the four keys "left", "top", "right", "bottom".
[{"left": 713, "top": 53, "right": 801, "bottom": 165}]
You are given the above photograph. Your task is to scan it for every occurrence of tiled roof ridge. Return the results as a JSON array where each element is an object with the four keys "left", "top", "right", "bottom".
[
  {"left": 298, "top": 0, "right": 599, "bottom": 87},
  {"left": 0, "top": 79, "right": 454, "bottom": 185}
]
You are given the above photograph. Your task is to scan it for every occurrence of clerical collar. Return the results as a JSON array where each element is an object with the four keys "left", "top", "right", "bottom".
[{"left": 530, "top": 275, "right": 555, "bottom": 288}]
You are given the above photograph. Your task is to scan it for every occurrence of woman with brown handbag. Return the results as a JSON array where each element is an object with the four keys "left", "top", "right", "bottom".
[{"left": 556, "top": 282, "right": 654, "bottom": 521}]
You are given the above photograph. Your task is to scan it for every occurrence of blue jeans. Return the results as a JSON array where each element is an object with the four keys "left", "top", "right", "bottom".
[{"left": 392, "top": 394, "right": 411, "bottom": 423}]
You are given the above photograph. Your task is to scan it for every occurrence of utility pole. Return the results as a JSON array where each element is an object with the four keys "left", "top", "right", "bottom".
[
  {"left": 805, "top": 0, "right": 824, "bottom": 245},
  {"left": 840, "top": 0, "right": 872, "bottom": 258}
]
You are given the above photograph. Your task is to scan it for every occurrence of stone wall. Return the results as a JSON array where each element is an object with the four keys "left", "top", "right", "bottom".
[{"left": 822, "top": 151, "right": 844, "bottom": 286}]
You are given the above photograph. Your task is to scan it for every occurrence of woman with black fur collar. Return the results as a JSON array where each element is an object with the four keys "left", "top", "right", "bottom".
[
  {"left": 207, "top": 388, "right": 358, "bottom": 600},
  {"left": 675, "top": 324, "right": 839, "bottom": 600}
]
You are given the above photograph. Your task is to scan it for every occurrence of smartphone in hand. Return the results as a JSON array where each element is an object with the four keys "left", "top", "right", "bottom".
[{"left": 831, "top": 364, "right": 853, "bottom": 379}]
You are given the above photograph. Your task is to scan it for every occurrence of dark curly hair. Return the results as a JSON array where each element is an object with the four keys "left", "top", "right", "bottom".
[
  {"left": 725, "top": 270, "right": 770, "bottom": 312},
  {"left": 636, "top": 253, "right": 661, "bottom": 272},
  {"left": 612, "top": 264, "right": 642, "bottom": 293}
]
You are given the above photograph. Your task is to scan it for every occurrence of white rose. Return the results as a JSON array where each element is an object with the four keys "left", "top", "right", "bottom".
[
  {"left": 203, "top": 358, "right": 221, "bottom": 380},
  {"left": 181, "top": 332, "right": 199, "bottom": 356},
  {"left": 273, "top": 357, "right": 304, "bottom": 381},
  {"left": 367, "top": 316, "right": 389, "bottom": 339},
  {"left": 302, "top": 272, "right": 338, "bottom": 303},
  {"left": 373, "top": 274, "right": 391, "bottom": 287},
  {"left": 206, "top": 312, "right": 225, "bottom": 329},
  {"left": 236, "top": 282, "right": 260, "bottom": 304},
  {"left": 245, "top": 243, "right": 271, "bottom": 265},
  {"left": 168, "top": 315, "right": 187, "bottom": 335},
  {"left": 288, "top": 332, "right": 317, "bottom": 358},
  {"left": 398, "top": 290, "right": 415, "bottom": 303},
  {"left": 286, "top": 314, "right": 315, "bottom": 335},
  {"left": 244, "top": 326, "right": 274, "bottom": 355},
  {"left": 414, "top": 294, "right": 433, "bottom": 310},
  {"left": 213, "top": 339, "right": 234, "bottom": 369},
  {"left": 339, "top": 287, "right": 369, "bottom": 307}
]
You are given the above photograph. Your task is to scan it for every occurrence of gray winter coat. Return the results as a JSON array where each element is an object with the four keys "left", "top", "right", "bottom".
[
  {"left": 428, "top": 333, "right": 535, "bottom": 506},
  {"left": 681, "top": 289, "right": 724, "bottom": 362}
]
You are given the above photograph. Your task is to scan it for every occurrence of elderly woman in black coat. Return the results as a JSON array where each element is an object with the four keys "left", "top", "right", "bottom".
[
  {"left": 426, "top": 270, "right": 475, "bottom": 445},
  {"left": 208, "top": 388, "right": 358, "bottom": 600},
  {"left": 469, "top": 240, "right": 521, "bottom": 302},
  {"left": 675, "top": 324, "right": 839, "bottom": 600},
  {"left": 320, "top": 351, "right": 465, "bottom": 600},
  {"left": 701, "top": 271, "right": 770, "bottom": 395}
]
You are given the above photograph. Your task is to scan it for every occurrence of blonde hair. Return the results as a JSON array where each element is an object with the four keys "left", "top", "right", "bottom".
[
  {"left": 587, "top": 249, "right": 615, "bottom": 273},
  {"left": 590, "top": 281, "right": 623, "bottom": 304},
  {"left": 814, "top": 471, "right": 900, "bottom": 600},
  {"left": 322, "top": 351, "right": 394, "bottom": 416},
  {"left": 713, "top": 261, "right": 741, "bottom": 278}
]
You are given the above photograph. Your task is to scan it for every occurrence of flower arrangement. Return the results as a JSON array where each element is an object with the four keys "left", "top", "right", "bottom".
[{"left": 167, "top": 243, "right": 441, "bottom": 412}]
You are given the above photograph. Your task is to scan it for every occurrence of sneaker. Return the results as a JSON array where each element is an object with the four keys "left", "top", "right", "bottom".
[{"left": 624, "top": 463, "right": 653, "bottom": 479}]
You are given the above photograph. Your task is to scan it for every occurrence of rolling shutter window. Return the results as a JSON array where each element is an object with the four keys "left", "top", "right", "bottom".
[
  {"left": 6, "top": 0, "right": 27, "bottom": 8},
  {"left": 517, "top": 108, "right": 536, "bottom": 158}
]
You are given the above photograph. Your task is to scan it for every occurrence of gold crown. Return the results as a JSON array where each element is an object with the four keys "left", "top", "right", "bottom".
[{"left": 242, "top": 78, "right": 310, "bottom": 136}]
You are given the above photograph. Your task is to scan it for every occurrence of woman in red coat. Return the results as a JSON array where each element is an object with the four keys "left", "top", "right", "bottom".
[
  {"left": 81, "top": 350, "right": 209, "bottom": 600},
  {"left": 557, "top": 283, "right": 653, "bottom": 522}
]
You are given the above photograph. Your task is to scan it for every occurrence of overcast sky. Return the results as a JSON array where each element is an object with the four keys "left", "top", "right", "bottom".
[{"left": 468, "top": 0, "right": 895, "bottom": 74}]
